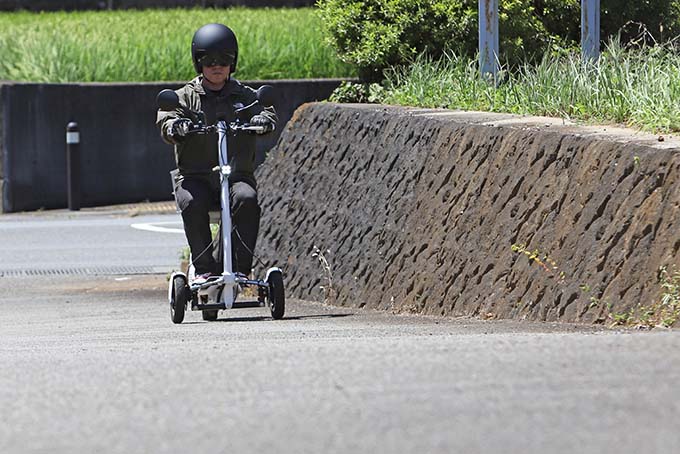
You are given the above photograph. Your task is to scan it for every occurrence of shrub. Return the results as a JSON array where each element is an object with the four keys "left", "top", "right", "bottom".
[
  {"left": 318, "top": 0, "right": 680, "bottom": 82},
  {"left": 601, "top": 0, "right": 680, "bottom": 44},
  {"left": 536, "top": 1, "right": 680, "bottom": 46},
  {"left": 317, "top": 0, "right": 476, "bottom": 81},
  {"left": 317, "top": 0, "right": 578, "bottom": 81},
  {"left": 327, "top": 81, "right": 386, "bottom": 103}
]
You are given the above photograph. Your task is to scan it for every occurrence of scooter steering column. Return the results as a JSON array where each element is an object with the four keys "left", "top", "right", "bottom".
[{"left": 217, "top": 120, "right": 235, "bottom": 308}]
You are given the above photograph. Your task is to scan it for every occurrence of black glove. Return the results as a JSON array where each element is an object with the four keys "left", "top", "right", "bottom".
[
  {"left": 249, "top": 115, "right": 275, "bottom": 134},
  {"left": 170, "top": 118, "right": 192, "bottom": 140}
]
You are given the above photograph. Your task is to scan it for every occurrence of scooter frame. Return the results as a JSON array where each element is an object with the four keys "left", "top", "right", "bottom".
[{"left": 160, "top": 87, "right": 285, "bottom": 323}]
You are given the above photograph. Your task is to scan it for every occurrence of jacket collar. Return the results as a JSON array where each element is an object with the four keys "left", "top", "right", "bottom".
[
  {"left": 187, "top": 76, "right": 206, "bottom": 95},
  {"left": 187, "top": 76, "right": 237, "bottom": 96}
]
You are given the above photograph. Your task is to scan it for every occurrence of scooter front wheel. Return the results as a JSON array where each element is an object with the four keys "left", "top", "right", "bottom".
[
  {"left": 170, "top": 274, "right": 188, "bottom": 324},
  {"left": 267, "top": 270, "right": 285, "bottom": 320}
]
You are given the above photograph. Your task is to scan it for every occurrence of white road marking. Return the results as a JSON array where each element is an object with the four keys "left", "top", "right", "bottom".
[{"left": 131, "top": 221, "right": 184, "bottom": 234}]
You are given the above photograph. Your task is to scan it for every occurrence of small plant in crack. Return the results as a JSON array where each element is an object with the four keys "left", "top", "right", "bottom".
[
  {"left": 511, "top": 243, "right": 614, "bottom": 319},
  {"left": 609, "top": 265, "right": 680, "bottom": 328},
  {"left": 580, "top": 284, "right": 606, "bottom": 309},
  {"left": 509, "top": 245, "right": 679, "bottom": 328},
  {"left": 588, "top": 296, "right": 603, "bottom": 309},
  {"left": 659, "top": 265, "right": 680, "bottom": 308},
  {"left": 312, "top": 245, "right": 336, "bottom": 304},
  {"left": 511, "top": 243, "right": 563, "bottom": 280},
  {"left": 610, "top": 309, "right": 634, "bottom": 325}
]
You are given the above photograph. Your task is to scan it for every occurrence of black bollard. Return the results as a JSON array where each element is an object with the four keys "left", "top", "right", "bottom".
[{"left": 66, "top": 122, "right": 80, "bottom": 211}]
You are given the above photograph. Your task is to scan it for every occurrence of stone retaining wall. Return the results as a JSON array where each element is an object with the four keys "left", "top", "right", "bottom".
[{"left": 255, "top": 103, "right": 680, "bottom": 323}]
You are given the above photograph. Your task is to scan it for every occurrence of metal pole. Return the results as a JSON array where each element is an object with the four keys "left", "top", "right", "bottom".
[
  {"left": 66, "top": 122, "right": 81, "bottom": 211},
  {"left": 479, "top": 0, "right": 499, "bottom": 79},
  {"left": 581, "top": 0, "right": 600, "bottom": 61}
]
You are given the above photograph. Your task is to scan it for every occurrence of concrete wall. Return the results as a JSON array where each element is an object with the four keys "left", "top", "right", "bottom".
[
  {"left": 0, "top": 79, "right": 344, "bottom": 212},
  {"left": 0, "top": 0, "right": 315, "bottom": 10},
  {"left": 0, "top": 86, "right": 5, "bottom": 213},
  {"left": 255, "top": 103, "right": 680, "bottom": 323}
]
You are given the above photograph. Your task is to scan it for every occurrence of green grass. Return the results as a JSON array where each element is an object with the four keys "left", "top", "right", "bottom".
[
  {"left": 0, "top": 8, "right": 355, "bottom": 82},
  {"left": 381, "top": 40, "right": 680, "bottom": 133}
]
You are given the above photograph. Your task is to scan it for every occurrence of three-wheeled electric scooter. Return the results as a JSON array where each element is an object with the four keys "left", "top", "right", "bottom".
[{"left": 157, "top": 85, "right": 284, "bottom": 324}]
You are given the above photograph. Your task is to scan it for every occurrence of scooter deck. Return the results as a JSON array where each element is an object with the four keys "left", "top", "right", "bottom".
[
  {"left": 189, "top": 276, "right": 268, "bottom": 293},
  {"left": 188, "top": 275, "right": 268, "bottom": 312},
  {"left": 194, "top": 300, "right": 265, "bottom": 311}
]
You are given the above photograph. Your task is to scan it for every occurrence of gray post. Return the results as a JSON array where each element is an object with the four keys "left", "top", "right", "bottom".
[
  {"left": 479, "top": 0, "right": 499, "bottom": 79},
  {"left": 66, "top": 122, "right": 81, "bottom": 211},
  {"left": 581, "top": 0, "right": 600, "bottom": 61}
]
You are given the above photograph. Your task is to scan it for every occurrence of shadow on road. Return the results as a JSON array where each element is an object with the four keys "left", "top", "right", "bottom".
[{"left": 212, "top": 313, "right": 355, "bottom": 323}]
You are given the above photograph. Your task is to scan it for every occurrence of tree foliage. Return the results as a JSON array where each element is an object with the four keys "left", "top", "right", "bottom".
[{"left": 317, "top": 0, "right": 680, "bottom": 81}]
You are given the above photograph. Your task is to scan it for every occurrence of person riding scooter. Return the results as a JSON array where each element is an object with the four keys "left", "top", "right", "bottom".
[{"left": 156, "top": 23, "right": 277, "bottom": 284}]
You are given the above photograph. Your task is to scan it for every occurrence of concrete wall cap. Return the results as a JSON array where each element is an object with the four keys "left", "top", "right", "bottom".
[{"left": 324, "top": 102, "right": 680, "bottom": 151}]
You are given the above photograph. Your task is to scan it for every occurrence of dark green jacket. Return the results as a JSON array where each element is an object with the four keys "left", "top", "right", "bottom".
[{"left": 156, "top": 76, "right": 277, "bottom": 187}]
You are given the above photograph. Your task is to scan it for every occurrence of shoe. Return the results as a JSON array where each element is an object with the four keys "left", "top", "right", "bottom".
[{"left": 193, "top": 273, "right": 218, "bottom": 285}]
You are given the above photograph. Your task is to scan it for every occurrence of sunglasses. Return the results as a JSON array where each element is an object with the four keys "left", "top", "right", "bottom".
[{"left": 199, "top": 53, "right": 235, "bottom": 68}]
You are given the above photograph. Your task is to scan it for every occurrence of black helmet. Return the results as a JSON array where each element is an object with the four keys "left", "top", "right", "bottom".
[{"left": 191, "top": 23, "right": 238, "bottom": 74}]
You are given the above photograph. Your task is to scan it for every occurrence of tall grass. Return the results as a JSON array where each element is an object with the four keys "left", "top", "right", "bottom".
[
  {"left": 0, "top": 8, "right": 354, "bottom": 82},
  {"left": 383, "top": 40, "right": 680, "bottom": 132}
]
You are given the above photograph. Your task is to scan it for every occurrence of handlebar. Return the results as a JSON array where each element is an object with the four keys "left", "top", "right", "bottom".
[
  {"left": 185, "top": 122, "right": 266, "bottom": 136},
  {"left": 233, "top": 124, "right": 267, "bottom": 133}
]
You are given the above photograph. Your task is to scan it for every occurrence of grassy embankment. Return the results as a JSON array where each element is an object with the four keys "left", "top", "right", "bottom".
[
  {"left": 0, "top": 7, "right": 354, "bottom": 82},
  {"left": 380, "top": 40, "right": 680, "bottom": 133}
]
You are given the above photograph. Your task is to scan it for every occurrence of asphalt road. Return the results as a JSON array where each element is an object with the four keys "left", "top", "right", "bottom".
[
  {"left": 0, "top": 207, "right": 679, "bottom": 454},
  {"left": 0, "top": 205, "right": 186, "bottom": 274}
]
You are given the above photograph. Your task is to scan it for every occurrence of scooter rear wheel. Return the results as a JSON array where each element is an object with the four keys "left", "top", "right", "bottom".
[
  {"left": 267, "top": 270, "right": 285, "bottom": 320},
  {"left": 171, "top": 275, "right": 188, "bottom": 324}
]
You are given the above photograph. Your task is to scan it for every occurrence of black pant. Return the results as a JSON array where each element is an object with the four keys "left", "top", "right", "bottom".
[{"left": 175, "top": 175, "right": 260, "bottom": 275}]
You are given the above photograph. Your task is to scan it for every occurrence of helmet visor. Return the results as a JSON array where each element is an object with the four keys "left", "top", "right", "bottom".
[{"left": 198, "top": 52, "right": 235, "bottom": 68}]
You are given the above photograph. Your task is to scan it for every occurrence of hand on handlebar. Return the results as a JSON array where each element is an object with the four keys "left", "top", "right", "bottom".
[
  {"left": 170, "top": 118, "right": 193, "bottom": 140},
  {"left": 249, "top": 115, "right": 275, "bottom": 135}
]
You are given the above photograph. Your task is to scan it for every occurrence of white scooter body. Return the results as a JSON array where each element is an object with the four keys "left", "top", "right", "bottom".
[
  {"left": 185, "top": 120, "right": 280, "bottom": 310},
  {"left": 160, "top": 85, "right": 285, "bottom": 323}
]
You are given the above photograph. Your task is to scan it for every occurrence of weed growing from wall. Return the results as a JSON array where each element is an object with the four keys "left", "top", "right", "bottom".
[
  {"left": 312, "top": 246, "right": 336, "bottom": 304},
  {"left": 511, "top": 241, "right": 680, "bottom": 328},
  {"left": 511, "top": 243, "right": 564, "bottom": 280},
  {"left": 609, "top": 265, "right": 680, "bottom": 328}
]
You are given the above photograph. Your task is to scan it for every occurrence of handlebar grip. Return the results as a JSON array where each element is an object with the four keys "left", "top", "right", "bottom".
[{"left": 242, "top": 125, "right": 266, "bottom": 133}]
